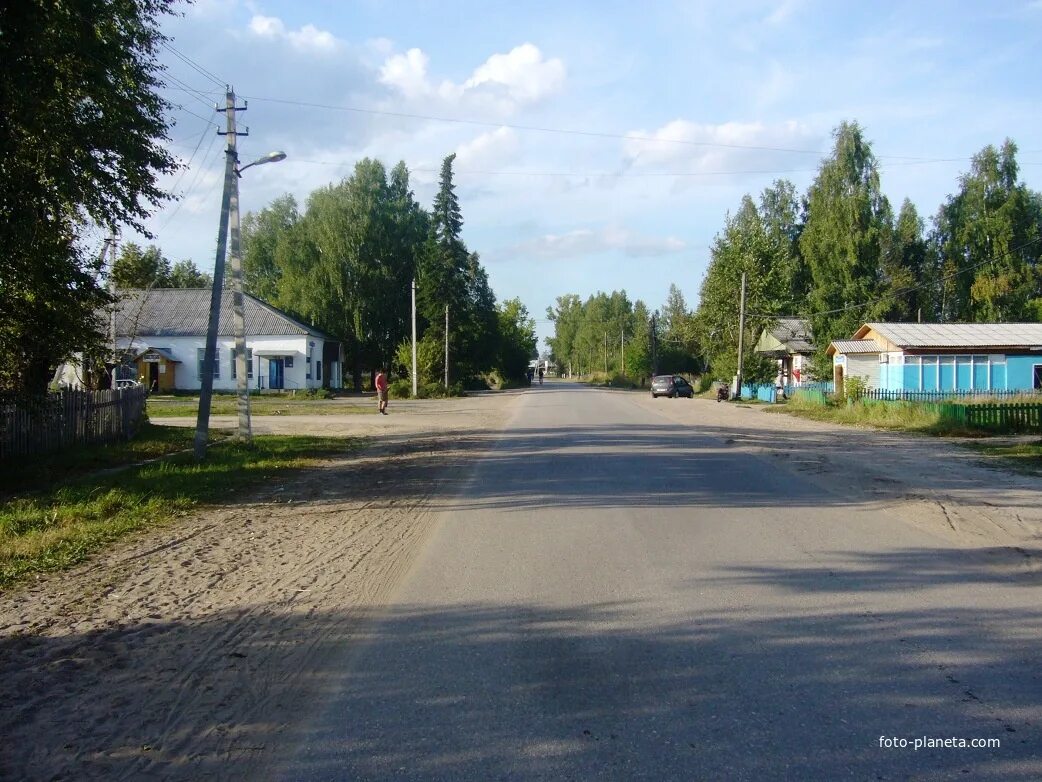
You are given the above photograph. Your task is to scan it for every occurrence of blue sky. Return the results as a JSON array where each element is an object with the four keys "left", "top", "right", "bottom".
[{"left": 139, "top": 0, "right": 1042, "bottom": 347}]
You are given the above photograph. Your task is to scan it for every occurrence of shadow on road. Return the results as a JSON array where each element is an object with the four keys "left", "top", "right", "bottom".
[{"left": 4, "top": 598, "right": 1039, "bottom": 780}]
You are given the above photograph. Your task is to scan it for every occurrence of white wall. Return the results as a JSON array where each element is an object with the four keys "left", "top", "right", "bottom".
[
  {"left": 844, "top": 354, "right": 880, "bottom": 387},
  {"left": 118, "top": 334, "right": 328, "bottom": 391}
]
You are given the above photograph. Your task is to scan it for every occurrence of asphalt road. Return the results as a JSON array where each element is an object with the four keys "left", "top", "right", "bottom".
[{"left": 271, "top": 382, "right": 1042, "bottom": 781}]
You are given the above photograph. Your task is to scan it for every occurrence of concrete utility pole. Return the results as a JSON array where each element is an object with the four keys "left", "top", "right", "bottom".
[
  {"left": 105, "top": 231, "right": 118, "bottom": 376},
  {"left": 194, "top": 86, "right": 243, "bottom": 461},
  {"left": 411, "top": 278, "right": 418, "bottom": 398},
  {"left": 650, "top": 315, "right": 658, "bottom": 376},
  {"left": 603, "top": 331, "right": 608, "bottom": 374},
  {"left": 735, "top": 271, "right": 747, "bottom": 399},
  {"left": 444, "top": 304, "right": 449, "bottom": 389},
  {"left": 228, "top": 139, "right": 251, "bottom": 445},
  {"left": 621, "top": 328, "right": 625, "bottom": 376}
]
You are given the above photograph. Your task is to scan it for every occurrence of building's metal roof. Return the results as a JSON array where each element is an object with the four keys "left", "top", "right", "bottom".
[
  {"left": 114, "top": 289, "right": 329, "bottom": 339},
  {"left": 864, "top": 322, "right": 1042, "bottom": 349},
  {"left": 770, "top": 317, "right": 814, "bottom": 353},
  {"left": 830, "top": 339, "right": 883, "bottom": 355}
]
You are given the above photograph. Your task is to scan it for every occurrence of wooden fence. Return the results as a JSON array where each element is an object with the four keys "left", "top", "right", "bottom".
[
  {"left": 0, "top": 387, "right": 148, "bottom": 459},
  {"left": 927, "top": 401, "right": 1042, "bottom": 434}
]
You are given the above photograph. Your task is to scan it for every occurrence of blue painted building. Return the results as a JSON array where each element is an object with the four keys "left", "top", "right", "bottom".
[{"left": 826, "top": 323, "right": 1042, "bottom": 396}]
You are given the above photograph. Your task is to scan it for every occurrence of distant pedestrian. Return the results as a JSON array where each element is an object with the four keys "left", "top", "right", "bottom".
[
  {"left": 538, "top": 367, "right": 544, "bottom": 385},
  {"left": 375, "top": 368, "right": 389, "bottom": 415}
]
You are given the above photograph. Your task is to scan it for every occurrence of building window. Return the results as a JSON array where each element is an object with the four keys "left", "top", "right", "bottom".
[
  {"left": 1034, "top": 365, "right": 1042, "bottom": 390},
  {"left": 285, "top": 355, "right": 294, "bottom": 368},
  {"left": 316, "top": 360, "right": 322, "bottom": 382},
  {"left": 230, "top": 348, "right": 254, "bottom": 379},
  {"left": 197, "top": 348, "right": 220, "bottom": 379}
]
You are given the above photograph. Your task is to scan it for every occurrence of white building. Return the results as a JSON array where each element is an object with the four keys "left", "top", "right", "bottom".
[{"left": 63, "top": 289, "right": 342, "bottom": 392}]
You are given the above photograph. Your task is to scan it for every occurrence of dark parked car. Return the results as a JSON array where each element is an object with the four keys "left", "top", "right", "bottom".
[{"left": 650, "top": 375, "right": 694, "bottom": 399}]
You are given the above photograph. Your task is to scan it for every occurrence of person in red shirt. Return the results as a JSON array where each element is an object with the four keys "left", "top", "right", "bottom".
[{"left": 374, "top": 368, "right": 389, "bottom": 415}]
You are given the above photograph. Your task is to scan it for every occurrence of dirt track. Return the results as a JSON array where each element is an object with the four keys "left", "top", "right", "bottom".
[{"left": 0, "top": 392, "right": 522, "bottom": 781}]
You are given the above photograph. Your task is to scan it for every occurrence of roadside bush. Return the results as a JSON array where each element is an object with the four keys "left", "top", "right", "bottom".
[
  {"left": 697, "top": 375, "right": 714, "bottom": 394},
  {"left": 388, "top": 379, "right": 412, "bottom": 399},
  {"left": 585, "top": 372, "right": 640, "bottom": 388},
  {"left": 418, "top": 382, "right": 464, "bottom": 399},
  {"left": 843, "top": 376, "right": 868, "bottom": 404}
]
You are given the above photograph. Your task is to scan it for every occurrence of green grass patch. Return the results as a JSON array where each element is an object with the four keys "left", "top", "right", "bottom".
[
  {"left": 770, "top": 395, "right": 975, "bottom": 435},
  {"left": 146, "top": 395, "right": 368, "bottom": 417},
  {"left": 965, "top": 439, "right": 1042, "bottom": 475},
  {"left": 0, "top": 434, "right": 361, "bottom": 590},
  {"left": 0, "top": 423, "right": 227, "bottom": 497}
]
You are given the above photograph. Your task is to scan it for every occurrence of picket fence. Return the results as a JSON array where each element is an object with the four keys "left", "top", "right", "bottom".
[
  {"left": 927, "top": 401, "right": 1042, "bottom": 434},
  {"left": 0, "top": 387, "right": 148, "bottom": 459}
]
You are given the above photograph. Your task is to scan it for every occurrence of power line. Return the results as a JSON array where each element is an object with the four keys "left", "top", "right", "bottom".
[
  {"left": 161, "top": 41, "right": 226, "bottom": 89},
  {"left": 241, "top": 94, "right": 846, "bottom": 156},
  {"left": 171, "top": 103, "right": 221, "bottom": 128},
  {"left": 288, "top": 155, "right": 981, "bottom": 180},
  {"left": 161, "top": 72, "right": 222, "bottom": 113},
  {"left": 157, "top": 129, "right": 222, "bottom": 231},
  {"left": 165, "top": 121, "right": 215, "bottom": 198}
]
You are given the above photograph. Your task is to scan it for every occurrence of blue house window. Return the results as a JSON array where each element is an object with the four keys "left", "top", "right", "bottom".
[{"left": 922, "top": 356, "right": 938, "bottom": 390}]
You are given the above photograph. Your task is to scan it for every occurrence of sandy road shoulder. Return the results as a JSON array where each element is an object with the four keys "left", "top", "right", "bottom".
[{"left": 0, "top": 392, "right": 521, "bottom": 781}]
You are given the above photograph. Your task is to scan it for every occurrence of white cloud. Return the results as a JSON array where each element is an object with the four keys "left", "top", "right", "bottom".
[
  {"left": 463, "top": 44, "right": 566, "bottom": 103},
  {"left": 247, "top": 14, "right": 339, "bottom": 53},
  {"left": 764, "top": 0, "right": 803, "bottom": 26},
  {"left": 379, "top": 48, "right": 431, "bottom": 99},
  {"left": 508, "top": 226, "right": 686, "bottom": 261},
  {"left": 623, "top": 119, "right": 823, "bottom": 176},
  {"left": 454, "top": 127, "right": 520, "bottom": 170},
  {"left": 378, "top": 43, "right": 565, "bottom": 113}
]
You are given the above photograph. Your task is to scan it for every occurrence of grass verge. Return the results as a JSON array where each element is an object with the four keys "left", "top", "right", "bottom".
[
  {"left": 146, "top": 396, "right": 370, "bottom": 417},
  {"left": 0, "top": 433, "right": 361, "bottom": 589},
  {"left": 766, "top": 396, "right": 974, "bottom": 434},
  {"left": 964, "top": 440, "right": 1042, "bottom": 476}
]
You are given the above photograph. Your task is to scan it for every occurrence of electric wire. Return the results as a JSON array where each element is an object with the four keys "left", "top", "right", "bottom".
[
  {"left": 161, "top": 40, "right": 226, "bottom": 89},
  {"left": 157, "top": 129, "right": 222, "bottom": 231}
]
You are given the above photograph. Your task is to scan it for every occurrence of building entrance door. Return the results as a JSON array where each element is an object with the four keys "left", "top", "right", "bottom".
[{"left": 269, "top": 358, "right": 285, "bottom": 390}]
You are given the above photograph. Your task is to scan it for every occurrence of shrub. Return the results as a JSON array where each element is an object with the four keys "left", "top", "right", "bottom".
[{"left": 388, "top": 379, "right": 412, "bottom": 399}]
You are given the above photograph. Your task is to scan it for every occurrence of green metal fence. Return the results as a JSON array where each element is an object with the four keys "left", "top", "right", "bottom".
[{"left": 927, "top": 401, "right": 1042, "bottom": 433}]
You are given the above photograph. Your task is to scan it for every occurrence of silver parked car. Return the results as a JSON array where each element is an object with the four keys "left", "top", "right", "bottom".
[{"left": 650, "top": 375, "right": 694, "bottom": 398}]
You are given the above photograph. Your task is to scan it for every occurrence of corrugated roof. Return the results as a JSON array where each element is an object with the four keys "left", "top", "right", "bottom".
[
  {"left": 770, "top": 317, "right": 814, "bottom": 353},
  {"left": 830, "top": 339, "right": 882, "bottom": 354},
  {"left": 114, "top": 289, "right": 329, "bottom": 339},
  {"left": 865, "top": 322, "right": 1042, "bottom": 348}
]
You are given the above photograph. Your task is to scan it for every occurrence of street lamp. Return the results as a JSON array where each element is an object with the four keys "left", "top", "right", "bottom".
[
  {"left": 229, "top": 149, "right": 287, "bottom": 445},
  {"left": 238, "top": 150, "right": 287, "bottom": 174}
]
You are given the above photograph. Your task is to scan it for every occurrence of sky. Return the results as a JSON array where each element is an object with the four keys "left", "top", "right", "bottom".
[{"left": 136, "top": 0, "right": 1042, "bottom": 349}]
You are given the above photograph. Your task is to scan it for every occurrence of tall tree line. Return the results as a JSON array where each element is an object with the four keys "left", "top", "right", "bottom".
[
  {"left": 694, "top": 122, "right": 1042, "bottom": 379},
  {"left": 241, "top": 154, "right": 534, "bottom": 389},
  {"left": 0, "top": 0, "right": 177, "bottom": 394}
]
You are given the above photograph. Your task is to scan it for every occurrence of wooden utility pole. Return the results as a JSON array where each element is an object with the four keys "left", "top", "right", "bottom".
[
  {"left": 621, "top": 328, "right": 625, "bottom": 376},
  {"left": 444, "top": 304, "right": 449, "bottom": 389}
]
